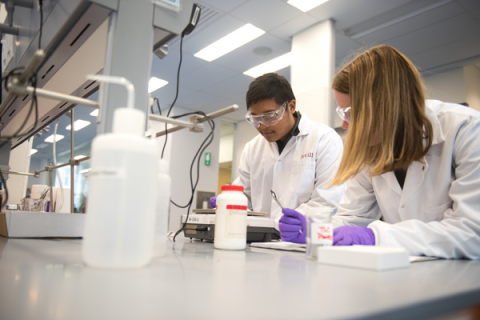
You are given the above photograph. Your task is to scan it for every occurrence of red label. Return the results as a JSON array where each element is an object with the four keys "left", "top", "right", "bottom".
[
  {"left": 226, "top": 205, "right": 247, "bottom": 210},
  {"left": 317, "top": 226, "right": 333, "bottom": 240}
]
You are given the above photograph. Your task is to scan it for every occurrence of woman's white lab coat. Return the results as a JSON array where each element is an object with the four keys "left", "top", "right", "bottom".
[
  {"left": 333, "top": 100, "right": 480, "bottom": 259},
  {"left": 233, "top": 112, "right": 345, "bottom": 221}
]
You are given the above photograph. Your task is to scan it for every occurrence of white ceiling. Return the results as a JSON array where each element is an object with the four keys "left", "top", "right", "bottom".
[
  {"left": 149, "top": 0, "right": 480, "bottom": 122},
  {"left": 31, "top": 0, "right": 480, "bottom": 160}
]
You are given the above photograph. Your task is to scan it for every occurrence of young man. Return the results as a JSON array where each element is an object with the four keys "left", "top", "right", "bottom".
[{"left": 212, "top": 73, "right": 345, "bottom": 242}]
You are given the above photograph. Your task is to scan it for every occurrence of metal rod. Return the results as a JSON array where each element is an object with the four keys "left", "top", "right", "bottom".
[
  {"left": 0, "top": 23, "right": 19, "bottom": 35},
  {"left": 34, "top": 156, "right": 90, "bottom": 175},
  {"left": 70, "top": 109, "right": 75, "bottom": 214},
  {"left": 149, "top": 114, "right": 203, "bottom": 129},
  {"left": 49, "top": 169, "right": 53, "bottom": 213},
  {"left": 0, "top": 170, "right": 36, "bottom": 177},
  {"left": 9, "top": 84, "right": 99, "bottom": 109},
  {"left": 149, "top": 104, "right": 239, "bottom": 138}
]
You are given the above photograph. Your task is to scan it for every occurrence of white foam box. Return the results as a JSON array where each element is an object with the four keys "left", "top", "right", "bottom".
[
  {"left": 0, "top": 211, "right": 85, "bottom": 238},
  {"left": 317, "top": 246, "right": 409, "bottom": 271}
]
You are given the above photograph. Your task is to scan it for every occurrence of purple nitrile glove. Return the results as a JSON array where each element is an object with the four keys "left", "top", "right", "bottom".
[
  {"left": 333, "top": 226, "right": 375, "bottom": 246},
  {"left": 210, "top": 195, "right": 217, "bottom": 209},
  {"left": 279, "top": 208, "right": 306, "bottom": 244}
]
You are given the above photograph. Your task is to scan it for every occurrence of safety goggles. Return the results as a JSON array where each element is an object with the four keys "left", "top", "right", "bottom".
[
  {"left": 245, "top": 101, "right": 287, "bottom": 128},
  {"left": 336, "top": 106, "right": 351, "bottom": 123}
]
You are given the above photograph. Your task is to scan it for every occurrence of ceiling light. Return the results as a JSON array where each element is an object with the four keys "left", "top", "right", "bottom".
[
  {"left": 74, "top": 155, "right": 86, "bottom": 160},
  {"left": 287, "top": 0, "right": 329, "bottom": 12},
  {"left": 90, "top": 109, "right": 99, "bottom": 117},
  {"left": 243, "top": 52, "right": 293, "bottom": 78},
  {"left": 30, "top": 149, "right": 38, "bottom": 155},
  {"left": 148, "top": 77, "right": 168, "bottom": 93},
  {"left": 44, "top": 134, "right": 64, "bottom": 143},
  {"left": 80, "top": 168, "right": 91, "bottom": 174},
  {"left": 194, "top": 24, "right": 265, "bottom": 62},
  {"left": 66, "top": 120, "right": 91, "bottom": 131}
]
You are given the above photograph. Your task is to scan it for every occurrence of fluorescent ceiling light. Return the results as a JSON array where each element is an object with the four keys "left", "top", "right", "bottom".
[
  {"left": 80, "top": 168, "right": 91, "bottom": 174},
  {"left": 44, "top": 134, "right": 64, "bottom": 143},
  {"left": 148, "top": 77, "right": 168, "bottom": 93},
  {"left": 90, "top": 109, "right": 99, "bottom": 117},
  {"left": 194, "top": 24, "right": 265, "bottom": 62},
  {"left": 30, "top": 149, "right": 38, "bottom": 155},
  {"left": 287, "top": 0, "right": 329, "bottom": 12},
  {"left": 66, "top": 120, "right": 91, "bottom": 131},
  {"left": 74, "top": 155, "right": 86, "bottom": 160},
  {"left": 243, "top": 52, "right": 293, "bottom": 78}
]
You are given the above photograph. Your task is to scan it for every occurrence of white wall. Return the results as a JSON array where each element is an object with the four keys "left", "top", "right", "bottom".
[
  {"left": 219, "top": 134, "right": 234, "bottom": 163},
  {"left": 423, "top": 68, "right": 466, "bottom": 104},
  {"left": 232, "top": 120, "right": 258, "bottom": 181},
  {"left": 464, "top": 65, "right": 480, "bottom": 112},
  {"left": 6, "top": 138, "right": 33, "bottom": 205},
  {"left": 165, "top": 106, "right": 221, "bottom": 232}
]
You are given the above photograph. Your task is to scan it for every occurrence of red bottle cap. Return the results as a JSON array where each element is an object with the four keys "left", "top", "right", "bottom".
[{"left": 221, "top": 185, "right": 244, "bottom": 192}]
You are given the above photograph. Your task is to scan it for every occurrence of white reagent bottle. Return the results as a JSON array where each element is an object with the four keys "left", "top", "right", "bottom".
[
  {"left": 82, "top": 75, "right": 158, "bottom": 268},
  {"left": 214, "top": 185, "right": 248, "bottom": 250},
  {"left": 154, "top": 159, "right": 171, "bottom": 257}
]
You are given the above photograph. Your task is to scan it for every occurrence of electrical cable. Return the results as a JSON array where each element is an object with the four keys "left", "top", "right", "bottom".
[
  {"left": 171, "top": 111, "right": 215, "bottom": 242},
  {"left": 52, "top": 118, "right": 64, "bottom": 212},
  {"left": 161, "top": 34, "right": 184, "bottom": 159},
  {"left": 150, "top": 97, "right": 162, "bottom": 116}
]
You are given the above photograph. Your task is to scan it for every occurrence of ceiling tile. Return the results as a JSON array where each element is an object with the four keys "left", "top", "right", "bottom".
[
  {"left": 457, "top": 0, "right": 480, "bottom": 10},
  {"left": 151, "top": 85, "right": 197, "bottom": 109},
  {"left": 269, "top": 13, "right": 319, "bottom": 41},
  {"left": 202, "top": 74, "right": 252, "bottom": 99},
  {"left": 307, "top": 0, "right": 414, "bottom": 30},
  {"left": 357, "top": 2, "right": 465, "bottom": 44},
  {"left": 211, "top": 33, "right": 291, "bottom": 72},
  {"left": 229, "top": 0, "right": 303, "bottom": 32},
  {"left": 385, "top": 13, "right": 480, "bottom": 56},
  {"left": 197, "top": 0, "right": 248, "bottom": 13},
  {"left": 181, "top": 63, "right": 238, "bottom": 91},
  {"left": 151, "top": 48, "right": 208, "bottom": 83},
  {"left": 409, "top": 33, "right": 480, "bottom": 71}
]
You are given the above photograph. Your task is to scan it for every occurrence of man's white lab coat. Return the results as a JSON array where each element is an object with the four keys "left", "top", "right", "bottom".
[
  {"left": 333, "top": 100, "right": 480, "bottom": 259},
  {"left": 233, "top": 112, "right": 345, "bottom": 221}
]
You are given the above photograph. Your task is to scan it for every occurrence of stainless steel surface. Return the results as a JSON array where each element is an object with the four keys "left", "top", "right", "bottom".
[
  {"left": 70, "top": 108, "right": 74, "bottom": 214},
  {"left": 8, "top": 84, "right": 100, "bottom": 109},
  {"left": 148, "top": 113, "right": 204, "bottom": 130},
  {"left": 0, "top": 237, "right": 479, "bottom": 320},
  {"left": 151, "top": 104, "right": 239, "bottom": 138},
  {"left": 270, "top": 190, "right": 285, "bottom": 209},
  {"left": 0, "top": 170, "right": 37, "bottom": 177},
  {"left": 48, "top": 169, "right": 53, "bottom": 213}
]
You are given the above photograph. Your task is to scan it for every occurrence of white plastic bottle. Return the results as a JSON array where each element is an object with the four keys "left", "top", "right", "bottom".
[
  {"left": 82, "top": 75, "right": 158, "bottom": 268},
  {"left": 214, "top": 185, "right": 248, "bottom": 250},
  {"left": 154, "top": 159, "right": 171, "bottom": 257}
]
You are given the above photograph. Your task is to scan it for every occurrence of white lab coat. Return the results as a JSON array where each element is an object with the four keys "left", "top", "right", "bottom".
[
  {"left": 233, "top": 112, "right": 345, "bottom": 221},
  {"left": 333, "top": 100, "right": 480, "bottom": 259}
]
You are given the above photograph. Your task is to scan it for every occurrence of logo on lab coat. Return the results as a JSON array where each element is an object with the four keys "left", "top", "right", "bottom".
[{"left": 301, "top": 152, "right": 314, "bottom": 159}]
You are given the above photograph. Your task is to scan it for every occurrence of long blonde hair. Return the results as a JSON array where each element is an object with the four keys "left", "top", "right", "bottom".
[{"left": 330, "top": 45, "right": 433, "bottom": 186}]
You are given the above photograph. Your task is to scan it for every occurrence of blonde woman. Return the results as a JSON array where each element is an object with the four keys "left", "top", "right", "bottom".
[{"left": 279, "top": 45, "right": 480, "bottom": 259}]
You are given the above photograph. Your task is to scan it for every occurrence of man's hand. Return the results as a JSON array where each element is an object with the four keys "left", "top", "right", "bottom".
[{"left": 279, "top": 208, "right": 306, "bottom": 244}]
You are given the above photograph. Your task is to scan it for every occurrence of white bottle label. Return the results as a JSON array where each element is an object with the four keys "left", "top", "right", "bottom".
[
  {"left": 311, "top": 223, "right": 333, "bottom": 245},
  {"left": 225, "top": 205, "right": 247, "bottom": 239}
]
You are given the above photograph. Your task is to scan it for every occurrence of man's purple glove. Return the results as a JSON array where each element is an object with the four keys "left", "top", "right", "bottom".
[
  {"left": 333, "top": 226, "right": 375, "bottom": 246},
  {"left": 279, "top": 208, "right": 306, "bottom": 244},
  {"left": 210, "top": 195, "right": 217, "bottom": 209}
]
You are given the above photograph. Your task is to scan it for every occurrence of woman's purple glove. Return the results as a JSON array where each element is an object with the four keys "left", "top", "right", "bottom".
[
  {"left": 333, "top": 226, "right": 375, "bottom": 246},
  {"left": 210, "top": 195, "right": 217, "bottom": 209},
  {"left": 279, "top": 208, "right": 306, "bottom": 244}
]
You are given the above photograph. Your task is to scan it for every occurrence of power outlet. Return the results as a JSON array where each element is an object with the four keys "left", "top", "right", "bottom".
[{"left": 2, "top": 34, "right": 14, "bottom": 73}]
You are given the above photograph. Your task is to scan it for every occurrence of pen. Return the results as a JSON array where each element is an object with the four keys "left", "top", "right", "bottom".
[{"left": 270, "top": 190, "right": 302, "bottom": 234}]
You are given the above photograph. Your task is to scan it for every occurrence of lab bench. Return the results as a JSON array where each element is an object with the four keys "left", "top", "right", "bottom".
[{"left": 0, "top": 236, "right": 479, "bottom": 320}]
